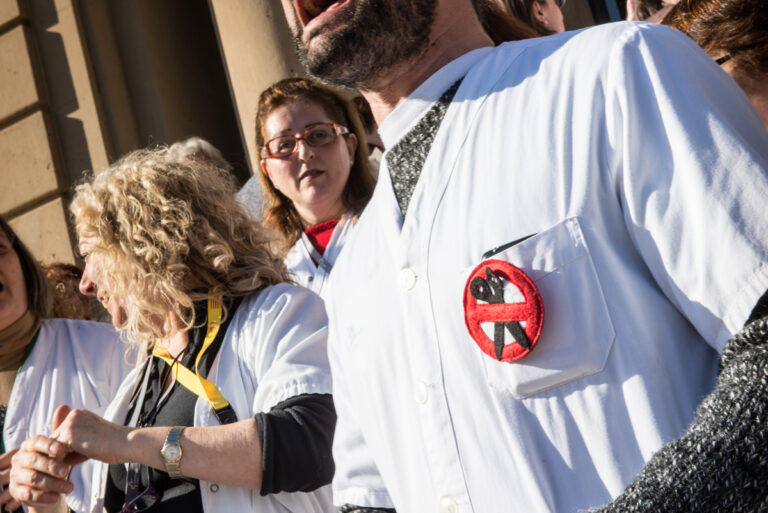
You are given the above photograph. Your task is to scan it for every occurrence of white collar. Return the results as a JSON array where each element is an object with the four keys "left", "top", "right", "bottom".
[{"left": 378, "top": 46, "right": 495, "bottom": 149}]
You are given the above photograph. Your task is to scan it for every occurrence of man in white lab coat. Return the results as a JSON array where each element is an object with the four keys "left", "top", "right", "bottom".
[{"left": 278, "top": 1, "right": 768, "bottom": 512}]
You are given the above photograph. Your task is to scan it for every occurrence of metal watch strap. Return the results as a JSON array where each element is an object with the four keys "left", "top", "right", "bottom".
[{"left": 161, "top": 426, "right": 185, "bottom": 478}]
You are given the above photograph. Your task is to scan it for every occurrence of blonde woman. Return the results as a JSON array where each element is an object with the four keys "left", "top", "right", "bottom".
[{"left": 9, "top": 148, "right": 335, "bottom": 513}]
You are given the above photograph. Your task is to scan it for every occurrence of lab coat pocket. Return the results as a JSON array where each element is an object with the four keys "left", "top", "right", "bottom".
[{"left": 477, "top": 217, "right": 615, "bottom": 398}]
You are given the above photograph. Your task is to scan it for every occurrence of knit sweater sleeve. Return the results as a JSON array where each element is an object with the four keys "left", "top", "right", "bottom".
[{"left": 591, "top": 317, "right": 768, "bottom": 513}]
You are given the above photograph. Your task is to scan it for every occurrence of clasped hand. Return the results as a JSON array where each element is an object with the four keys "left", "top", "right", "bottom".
[{"left": 9, "top": 404, "right": 131, "bottom": 510}]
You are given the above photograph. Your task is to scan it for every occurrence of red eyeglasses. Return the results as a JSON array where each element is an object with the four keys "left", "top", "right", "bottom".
[{"left": 261, "top": 123, "right": 349, "bottom": 159}]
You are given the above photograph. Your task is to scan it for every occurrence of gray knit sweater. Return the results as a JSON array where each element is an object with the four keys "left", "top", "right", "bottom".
[{"left": 590, "top": 316, "right": 768, "bottom": 512}]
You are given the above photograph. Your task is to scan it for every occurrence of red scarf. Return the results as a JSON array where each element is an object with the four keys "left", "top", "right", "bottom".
[{"left": 304, "top": 218, "right": 339, "bottom": 256}]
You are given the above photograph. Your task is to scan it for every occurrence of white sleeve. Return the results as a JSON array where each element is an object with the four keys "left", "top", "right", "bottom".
[
  {"left": 328, "top": 321, "right": 394, "bottom": 508},
  {"left": 243, "top": 285, "right": 334, "bottom": 412},
  {"left": 606, "top": 23, "right": 768, "bottom": 351}
]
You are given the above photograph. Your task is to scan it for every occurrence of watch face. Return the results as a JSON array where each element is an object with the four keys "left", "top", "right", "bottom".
[{"left": 163, "top": 445, "right": 181, "bottom": 462}]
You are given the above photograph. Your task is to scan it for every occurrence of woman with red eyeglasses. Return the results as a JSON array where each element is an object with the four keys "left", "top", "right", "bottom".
[{"left": 255, "top": 78, "right": 376, "bottom": 297}]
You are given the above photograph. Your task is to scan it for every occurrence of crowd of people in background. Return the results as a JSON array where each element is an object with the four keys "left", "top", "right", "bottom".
[{"left": 1, "top": 0, "right": 767, "bottom": 512}]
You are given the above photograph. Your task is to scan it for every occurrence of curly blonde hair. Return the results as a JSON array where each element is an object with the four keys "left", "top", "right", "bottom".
[{"left": 71, "top": 147, "right": 290, "bottom": 349}]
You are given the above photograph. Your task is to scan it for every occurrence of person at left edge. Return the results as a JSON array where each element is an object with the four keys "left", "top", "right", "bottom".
[
  {"left": 8, "top": 147, "right": 335, "bottom": 513},
  {"left": 0, "top": 215, "right": 128, "bottom": 513}
]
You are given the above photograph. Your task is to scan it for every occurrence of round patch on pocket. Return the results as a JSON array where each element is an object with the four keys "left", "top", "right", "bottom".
[{"left": 463, "top": 259, "right": 544, "bottom": 362}]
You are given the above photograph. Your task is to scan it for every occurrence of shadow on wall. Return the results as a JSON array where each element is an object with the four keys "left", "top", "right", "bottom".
[{"left": 27, "top": 0, "right": 93, "bottom": 187}]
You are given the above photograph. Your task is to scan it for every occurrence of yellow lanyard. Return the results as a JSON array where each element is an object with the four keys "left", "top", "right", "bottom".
[{"left": 152, "top": 297, "right": 231, "bottom": 412}]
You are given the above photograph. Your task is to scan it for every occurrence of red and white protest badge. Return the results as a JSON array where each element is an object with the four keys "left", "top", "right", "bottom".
[{"left": 463, "top": 259, "right": 544, "bottom": 362}]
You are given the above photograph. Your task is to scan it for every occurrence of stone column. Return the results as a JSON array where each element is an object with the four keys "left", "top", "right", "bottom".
[{"left": 208, "top": 0, "right": 303, "bottom": 175}]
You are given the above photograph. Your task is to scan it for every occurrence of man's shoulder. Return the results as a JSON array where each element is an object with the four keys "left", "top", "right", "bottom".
[
  {"left": 458, "top": 21, "right": 698, "bottom": 111},
  {"left": 495, "top": 21, "right": 677, "bottom": 51},
  {"left": 475, "top": 21, "right": 688, "bottom": 77}
]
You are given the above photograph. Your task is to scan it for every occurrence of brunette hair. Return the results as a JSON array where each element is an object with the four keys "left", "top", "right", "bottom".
[
  {"left": 630, "top": 0, "right": 666, "bottom": 21},
  {"left": 43, "top": 262, "right": 93, "bottom": 320},
  {"left": 0, "top": 216, "right": 53, "bottom": 318},
  {"left": 662, "top": 0, "right": 768, "bottom": 76},
  {"left": 255, "top": 77, "right": 376, "bottom": 249},
  {"left": 475, "top": 0, "right": 540, "bottom": 43},
  {"left": 353, "top": 95, "right": 377, "bottom": 135},
  {"left": 487, "top": 0, "right": 559, "bottom": 37}
]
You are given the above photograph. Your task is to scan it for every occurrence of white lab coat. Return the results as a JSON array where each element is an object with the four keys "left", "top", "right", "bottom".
[
  {"left": 4, "top": 319, "right": 129, "bottom": 512},
  {"left": 87, "top": 284, "right": 334, "bottom": 513},
  {"left": 284, "top": 214, "right": 357, "bottom": 297},
  {"left": 326, "top": 22, "right": 768, "bottom": 513}
]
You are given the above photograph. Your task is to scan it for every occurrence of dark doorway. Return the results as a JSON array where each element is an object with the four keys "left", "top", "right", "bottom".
[{"left": 79, "top": 0, "right": 250, "bottom": 184}]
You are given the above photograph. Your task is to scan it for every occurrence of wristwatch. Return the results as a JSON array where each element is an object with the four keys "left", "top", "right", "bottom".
[{"left": 161, "top": 426, "right": 185, "bottom": 478}]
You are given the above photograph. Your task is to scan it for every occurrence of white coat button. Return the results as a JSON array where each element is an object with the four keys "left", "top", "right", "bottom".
[
  {"left": 439, "top": 496, "right": 459, "bottom": 513},
  {"left": 399, "top": 267, "right": 417, "bottom": 290},
  {"left": 414, "top": 381, "right": 429, "bottom": 404},
  {"left": 209, "top": 483, "right": 219, "bottom": 493}
]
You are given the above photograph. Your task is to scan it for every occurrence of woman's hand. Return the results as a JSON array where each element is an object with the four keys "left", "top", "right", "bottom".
[
  {"left": 8, "top": 435, "right": 72, "bottom": 510},
  {"left": 52, "top": 405, "right": 132, "bottom": 465},
  {"left": 8, "top": 405, "right": 74, "bottom": 511},
  {"left": 8, "top": 403, "right": 132, "bottom": 511},
  {"left": 0, "top": 448, "right": 22, "bottom": 512}
]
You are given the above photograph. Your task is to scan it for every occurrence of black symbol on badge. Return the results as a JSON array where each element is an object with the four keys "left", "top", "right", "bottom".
[{"left": 470, "top": 267, "right": 532, "bottom": 360}]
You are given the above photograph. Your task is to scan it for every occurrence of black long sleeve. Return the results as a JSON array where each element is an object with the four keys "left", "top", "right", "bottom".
[
  {"left": 339, "top": 506, "right": 396, "bottom": 513},
  {"left": 256, "top": 393, "right": 336, "bottom": 495}
]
